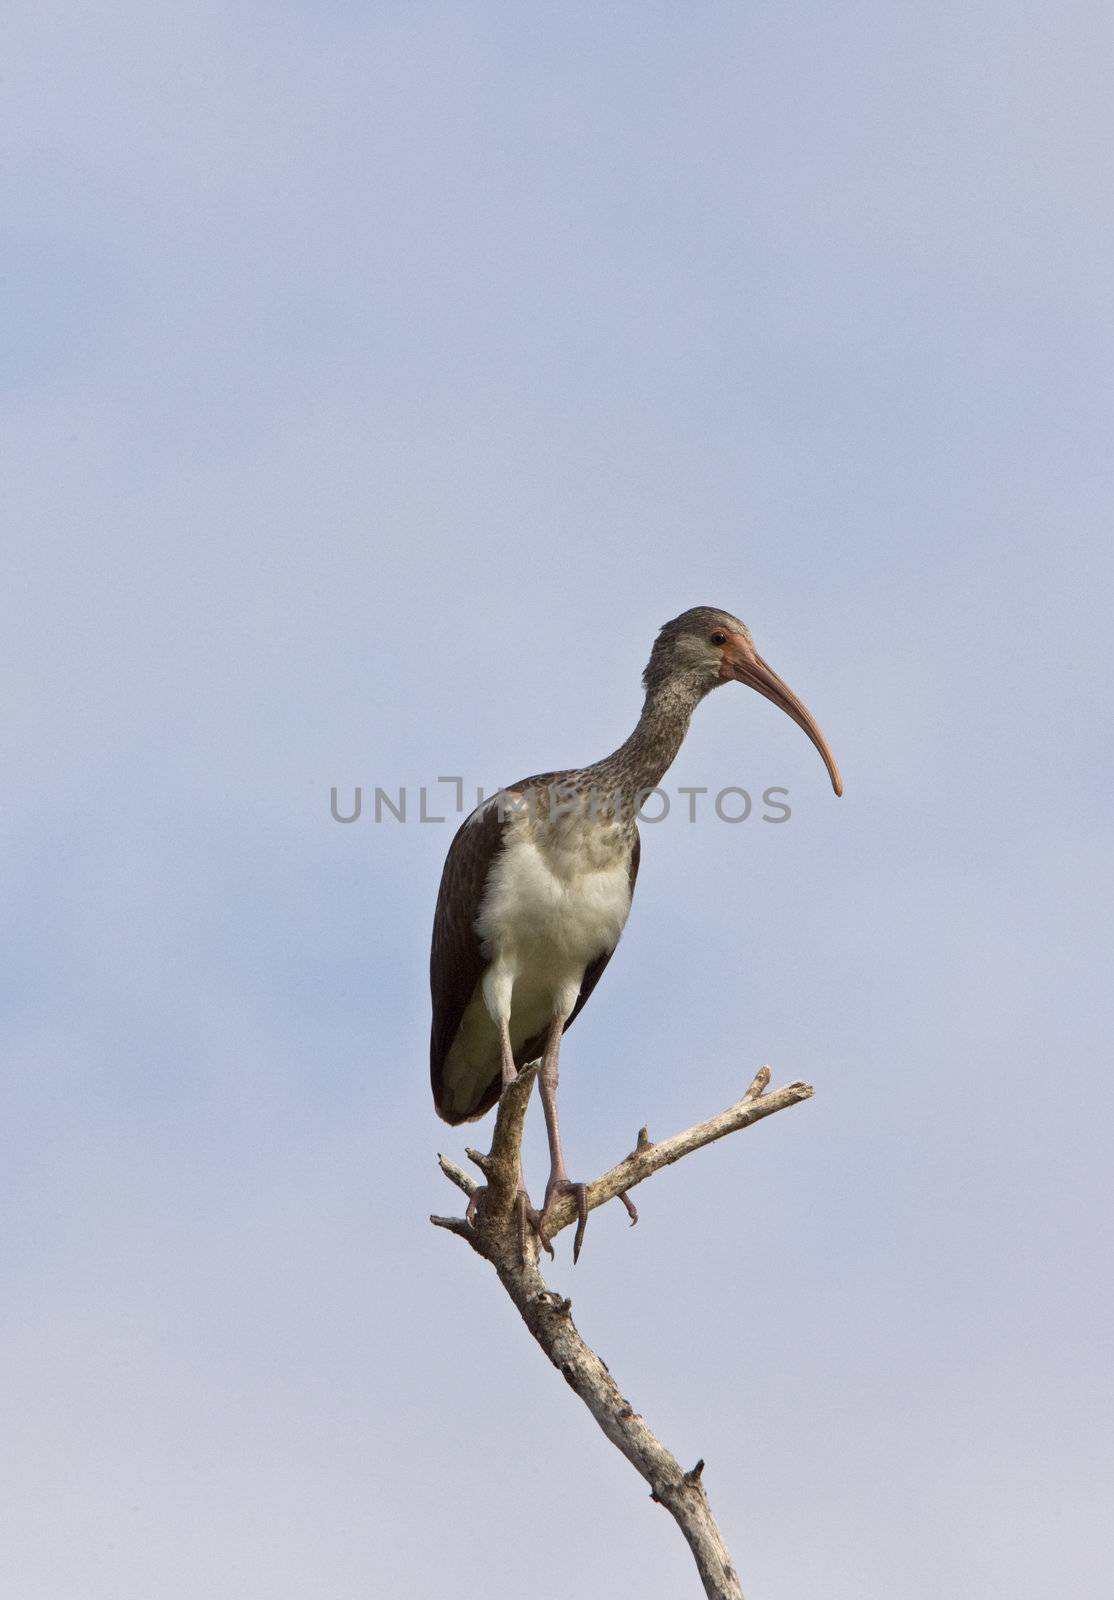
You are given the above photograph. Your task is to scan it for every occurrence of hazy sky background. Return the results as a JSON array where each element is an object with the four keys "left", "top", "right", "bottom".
[{"left": 3, "top": 4, "right": 1112, "bottom": 1597}]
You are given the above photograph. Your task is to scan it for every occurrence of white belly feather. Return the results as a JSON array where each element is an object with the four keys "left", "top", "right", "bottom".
[
  {"left": 440, "top": 815, "right": 633, "bottom": 1119},
  {"left": 478, "top": 826, "right": 633, "bottom": 1023}
]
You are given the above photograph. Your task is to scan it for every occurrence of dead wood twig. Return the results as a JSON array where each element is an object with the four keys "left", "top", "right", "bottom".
[{"left": 430, "top": 1064, "right": 812, "bottom": 1600}]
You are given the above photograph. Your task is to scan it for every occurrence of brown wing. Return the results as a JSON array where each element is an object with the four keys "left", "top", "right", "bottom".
[{"left": 429, "top": 798, "right": 507, "bottom": 1122}]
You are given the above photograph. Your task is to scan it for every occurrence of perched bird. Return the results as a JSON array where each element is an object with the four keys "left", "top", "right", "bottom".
[{"left": 429, "top": 606, "right": 841, "bottom": 1259}]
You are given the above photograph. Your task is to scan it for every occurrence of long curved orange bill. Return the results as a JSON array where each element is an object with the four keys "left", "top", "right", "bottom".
[{"left": 732, "top": 650, "right": 843, "bottom": 796}]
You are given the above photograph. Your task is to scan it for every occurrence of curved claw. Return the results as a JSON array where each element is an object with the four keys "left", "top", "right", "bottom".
[
  {"left": 571, "top": 1182, "right": 589, "bottom": 1263},
  {"left": 537, "top": 1178, "right": 590, "bottom": 1263}
]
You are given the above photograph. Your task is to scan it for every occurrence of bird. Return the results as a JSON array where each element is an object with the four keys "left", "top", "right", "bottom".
[{"left": 429, "top": 606, "right": 842, "bottom": 1261}]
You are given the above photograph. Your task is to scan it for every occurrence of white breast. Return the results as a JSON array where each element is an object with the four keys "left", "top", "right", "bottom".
[
  {"left": 438, "top": 813, "right": 634, "bottom": 1119},
  {"left": 476, "top": 817, "right": 633, "bottom": 1028}
]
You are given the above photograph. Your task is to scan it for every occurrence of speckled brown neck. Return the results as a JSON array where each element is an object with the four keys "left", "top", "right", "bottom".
[{"left": 585, "top": 676, "right": 706, "bottom": 810}]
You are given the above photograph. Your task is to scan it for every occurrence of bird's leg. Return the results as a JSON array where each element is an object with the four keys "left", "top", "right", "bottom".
[
  {"left": 535, "top": 1013, "right": 589, "bottom": 1263},
  {"left": 466, "top": 1024, "right": 550, "bottom": 1262},
  {"left": 499, "top": 1016, "right": 517, "bottom": 1092}
]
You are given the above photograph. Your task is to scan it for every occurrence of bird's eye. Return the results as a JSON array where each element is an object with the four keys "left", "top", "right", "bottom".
[{"left": 710, "top": 631, "right": 727, "bottom": 646}]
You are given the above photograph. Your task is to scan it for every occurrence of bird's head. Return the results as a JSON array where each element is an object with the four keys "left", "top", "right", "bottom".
[{"left": 643, "top": 605, "right": 843, "bottom": 796}]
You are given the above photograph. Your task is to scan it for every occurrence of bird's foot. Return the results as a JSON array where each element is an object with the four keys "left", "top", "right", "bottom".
[
  {"left": 465, "top": 1185, "right": 554, "bottom": 1266},
  {"left": 515, "top": 1189, "right": 552, "bottom": 1264},
  {"left": 537, "top": 1177, "right": 590, "bottom": 1264}
]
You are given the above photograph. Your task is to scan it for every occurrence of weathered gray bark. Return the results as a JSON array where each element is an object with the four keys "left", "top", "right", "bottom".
[{"left": 431, "top": 1064, "right": 812, "bottom": 1600}]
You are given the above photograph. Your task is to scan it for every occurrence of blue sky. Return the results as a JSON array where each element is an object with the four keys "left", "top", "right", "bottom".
[{"left": 3, "top": 4, "right": 1112, "bottom": 1597}]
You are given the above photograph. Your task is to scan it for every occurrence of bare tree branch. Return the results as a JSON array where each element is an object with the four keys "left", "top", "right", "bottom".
[
  {"left": 436, "top": 1153, "right": 478, "bottom": 1198},
  {"left": 430, "top": 1065, "right": 813, "bottom": 1600},
  {"left": 539, "top": 1065, "right": 812, "bottom": 1246}
]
